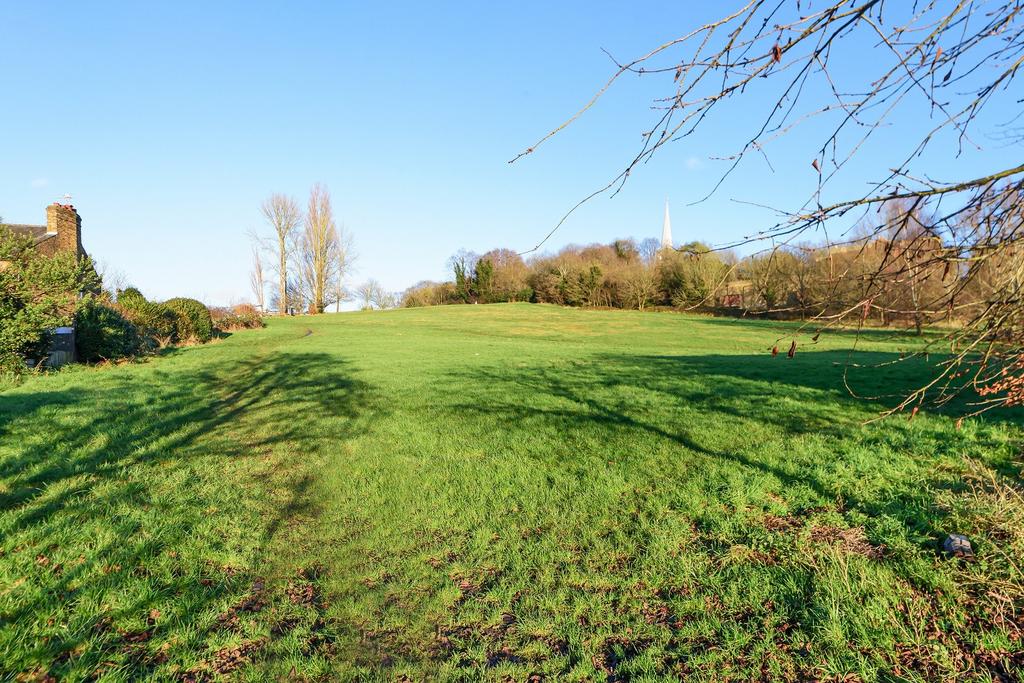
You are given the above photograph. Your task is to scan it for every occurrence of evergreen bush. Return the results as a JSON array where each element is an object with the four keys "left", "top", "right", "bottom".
[
  {"left": 117, "top": 291, "right": 177, "bottom": 345},
  {"left": 164, "top": 297, "right": 214, "bottom": 342},
  {"left": 76, "top": 301, "right": 142, "bottom": 362}
]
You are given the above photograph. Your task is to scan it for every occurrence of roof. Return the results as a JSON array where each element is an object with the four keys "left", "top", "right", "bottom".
[{"left": 1, "top": 223, "right": 57, "bottom": 246}]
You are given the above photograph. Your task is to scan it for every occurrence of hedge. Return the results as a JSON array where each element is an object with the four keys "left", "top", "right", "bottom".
[
  {"left": 76, "top": 301, "right": 142, "bottom": 362},
  {"left": 163, "top": 297, "right": 214, "bottom": 343},
  {"left": 117, "top": 294, "right": 177, "bottom": 345}
]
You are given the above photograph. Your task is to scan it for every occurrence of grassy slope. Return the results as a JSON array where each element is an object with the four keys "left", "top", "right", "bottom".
[{"left": 1, "top": 304, "right": 1021, "bottom": 682}]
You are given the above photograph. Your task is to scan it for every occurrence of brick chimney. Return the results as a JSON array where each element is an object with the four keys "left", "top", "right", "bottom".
[{"left": 45, "top": 203, "right": 83, "bottom": 258}]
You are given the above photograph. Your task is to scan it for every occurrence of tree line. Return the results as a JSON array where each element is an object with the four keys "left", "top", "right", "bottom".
[{"left": 401, "top": 197, "right": 1015, "bottom": 336}]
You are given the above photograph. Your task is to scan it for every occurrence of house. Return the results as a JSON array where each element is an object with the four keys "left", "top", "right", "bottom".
[
  {"left": 1, "top": 203, "right": 89, "bottom": 367},
  {"left": 2, "top": 202, "right": 87, "bottom": 259}
]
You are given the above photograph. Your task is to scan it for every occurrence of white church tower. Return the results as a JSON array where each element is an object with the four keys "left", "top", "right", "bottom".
[{"left": 660, "top": 198, "right": 673, "bottom": 249}]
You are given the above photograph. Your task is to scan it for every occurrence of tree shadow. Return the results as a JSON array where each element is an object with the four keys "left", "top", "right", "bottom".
[
  {"left": 442, "top": 349, "right": 1021, "bottom": 554},
  {"left": 686, "top": 314, "right": 952, "bottom": 344},
  {"left": 0, "top": 350, "right": 374, "bottom": 678},
  {"left": 630, "top": 349, "right": 1024, "bottom": 420}
]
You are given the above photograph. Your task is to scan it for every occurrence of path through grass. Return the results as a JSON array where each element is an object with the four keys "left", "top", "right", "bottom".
[{"left": 1, "top": 304, "right": 1022, "bottom": 681}]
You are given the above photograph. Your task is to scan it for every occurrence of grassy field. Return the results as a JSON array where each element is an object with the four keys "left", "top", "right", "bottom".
[{"left": 1, "top": 304, "right": 1022, "bottom": 682}]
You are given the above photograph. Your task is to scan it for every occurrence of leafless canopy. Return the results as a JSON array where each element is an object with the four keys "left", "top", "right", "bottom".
[
  {"left": 298, "top": 183, "right": 342, "bottom": 314},
  {"left": 356, "top": 279, "right": 396, "bottom": 310},
  {"left": 260, "top": 193, "right": 302, "bottom": 314},
  {"left": 513, "top": 0, "right": 1024, "bottom": 414},
  {"left": 249, "top": 244, "right": 266, "bottom": 311}
]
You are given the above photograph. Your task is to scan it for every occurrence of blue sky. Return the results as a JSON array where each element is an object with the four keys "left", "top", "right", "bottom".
[{"left": 2, "top": 2, "right": 1018, "bottom": 304}]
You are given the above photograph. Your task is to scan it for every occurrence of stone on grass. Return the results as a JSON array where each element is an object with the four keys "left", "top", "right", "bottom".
[{"left": 942, "top": 534, "right": 974, "bottom": 558}]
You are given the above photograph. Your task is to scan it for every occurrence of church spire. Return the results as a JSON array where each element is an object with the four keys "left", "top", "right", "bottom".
[{"left": 661, "top": 198, "right": 673, "bottom": 249}]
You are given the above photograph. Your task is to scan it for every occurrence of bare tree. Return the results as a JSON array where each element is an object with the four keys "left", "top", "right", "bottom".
[
  {"left": 356, "top": 279, "right": 393, "bottom": 310},
  {"left": 298, "top": 183, "right": 341, "bottom": 314},
  {"left": 744, "top": 251, "right": 798, "bottom": 312},
  {"left": 260, "top": 194, "right": 302, "bottom": 315},
  {"left": 249, "top": 244, "right": 266, "bottom": 312},
  {"left": 639, "top": 237, "right": 661, "bottom": 265},
  {"left": 268, "top": 276, "right": 306, "bottom": 315},
  {"left": 333, "top": 225, "right": 356, "bottom": 312},
  {"left": 95, "top": 259, "right": 128, "bottom": 300},
  {"left": 373, "top": 289, "right": 397, "bottom": 310},
  {"left": 622, "top": 265, "right": 658, "bottom": 311},
  {"left": 481, "top": 248, "right": 529, "bottom": 301},
  {"left": 333, "top": 284, "right": 350, "bottom": 313},
  {"left": 514, "top": 1, "right": 1024, "bottom": 414}
]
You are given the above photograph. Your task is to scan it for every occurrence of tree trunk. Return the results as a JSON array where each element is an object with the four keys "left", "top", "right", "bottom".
[{"left": 279, "top": 236, "right": 287, "bottom": 315}]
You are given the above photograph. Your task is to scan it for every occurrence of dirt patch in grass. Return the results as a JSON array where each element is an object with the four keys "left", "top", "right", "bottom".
[
  {"left": 182, "top": 638, "right": 268, "bottom": 682},
  {"left": 760, "top": 508, "right": 887, "bottom": 559},
  {"left": 809, "top": 524, "right": 887, "bottom": 559},
  {"left": 762, "top": 513, "right": 805, "bottom": 532},
  {"left": 215, "top": 579, "right": 268, "bottom": 630}
]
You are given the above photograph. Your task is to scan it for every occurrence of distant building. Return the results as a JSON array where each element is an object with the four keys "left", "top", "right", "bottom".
[{"left": 2, "top": 202, "right": 88, "bottom": 259}]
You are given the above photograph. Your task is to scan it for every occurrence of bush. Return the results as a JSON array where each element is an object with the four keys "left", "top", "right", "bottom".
[
  {"left": 210, "top": 304, "right": 265, "bottom": 331},
  {"left": 76, "top": 301, "right": 142, "bottom": 362},
  {"left": 232, "top": 303, "right": 259, "bottom": 317},
  {"left": 164, "top": 297, "right": 214, "bottom": 342},
  {"left": 117, "top": 287, "right": 146, "bottom": 305},
  {"left": 117, "top": 292, "right": 177, "bottom": 345}
]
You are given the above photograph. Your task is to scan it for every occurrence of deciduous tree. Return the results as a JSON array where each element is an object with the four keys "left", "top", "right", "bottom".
[
  {"left": 260, "top": 194, "right": 301, "bottom": 315},
  {"left": 298, "top": 183, "right": 341, "bottom": 314},
  {"left": 249, "top": 244, "right": 266, "bottom": 312},
  {"left": 356, "top": 279, "right": 395, "bottom": 310}
]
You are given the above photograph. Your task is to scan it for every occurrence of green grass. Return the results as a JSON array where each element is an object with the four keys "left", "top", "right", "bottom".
[{"left": 1, "top": 304, "right": 1022, "bottom": 682}]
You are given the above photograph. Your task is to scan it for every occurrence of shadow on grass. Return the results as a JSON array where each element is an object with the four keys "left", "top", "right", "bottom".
[
  {"left": 635, "top": 349, "right": 1023, "bottom": 422},
  {"left": 688, "top": 314, "right": 952, "bottom": 343},
  {"left": 406, "top": 347, "right": 1024, "bottom": 680},
  {"left": 446, "top": 349, "right": 1021, "bottom": 547},
  {"left": 0, "top": 351, "right": 373, "bottom": 678}
]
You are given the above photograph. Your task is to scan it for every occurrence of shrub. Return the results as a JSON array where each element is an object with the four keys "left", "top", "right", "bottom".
[
  {"left": 210, "top": 304, "right": 265, "bottom": 331},
  {"left": 76, "top": 301, "right": 142, "bottom": 362},
  {"left": 117, "top": 291, "right": 177, "bottom": 345},
  {"left": 0, "top": 227, "right": 100, "bottom": 376},
  {"left": 232, "top": 303, "right": 259, "bottom": 317},
  {"left": 230, "top": 304, "right": 264, "bottom": 329},
  {"left": 117, "top": 287, "right": 146, "bottom": 305},
  {"left": 164, "top": 297, "right": 214, "bottom": 342}
]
